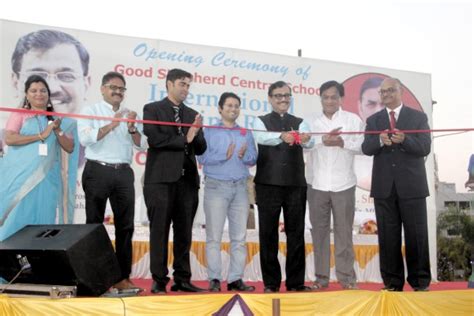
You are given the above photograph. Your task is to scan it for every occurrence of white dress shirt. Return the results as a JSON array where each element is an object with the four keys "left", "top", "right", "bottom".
[
  {"left": 78, "top": 100, "right": 147, "bottom": 164},
  {"left": 306, "top": 109, "right": 364, "bottom": 192},
  {"left": 378, "top": 103, "right": 403, "bottom": 146},
  {"left": 386, "top": 103, "right": 403, "bottom": 122}
]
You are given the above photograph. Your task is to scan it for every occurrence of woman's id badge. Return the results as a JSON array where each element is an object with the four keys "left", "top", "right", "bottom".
[{"left": 39, "top": 143, "right": 48, "bottom": 156}]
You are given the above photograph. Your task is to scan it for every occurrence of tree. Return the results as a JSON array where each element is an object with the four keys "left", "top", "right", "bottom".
[{"left": 437, "top": 206, "right": 473, "bottom": 281}]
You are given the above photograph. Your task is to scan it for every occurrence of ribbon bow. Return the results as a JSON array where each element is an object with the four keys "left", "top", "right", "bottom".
[{"left": 290, "top": 130, "right": 301, "bottom": 145}]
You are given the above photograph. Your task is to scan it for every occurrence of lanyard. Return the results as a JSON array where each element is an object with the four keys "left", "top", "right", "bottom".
[{"left": 35, "top": 115, "right": 46, "bottom": 142}]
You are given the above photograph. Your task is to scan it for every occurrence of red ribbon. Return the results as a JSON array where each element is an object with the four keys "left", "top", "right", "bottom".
[
  {"left": 290, "top": 130, "right": 301, "bottom": 145},
  {"left": 0, "top": 107, "right": 472, "bottom": 136}
]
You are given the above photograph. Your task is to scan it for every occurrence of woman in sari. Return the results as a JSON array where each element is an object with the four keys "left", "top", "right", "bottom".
[{"left": 0, "top": 75, "right": 76, "bottom": 241}]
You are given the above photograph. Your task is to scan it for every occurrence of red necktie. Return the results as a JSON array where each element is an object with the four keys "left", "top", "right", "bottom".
[{"left": 389, "top": 110, "right": 396, "bottom": 131}]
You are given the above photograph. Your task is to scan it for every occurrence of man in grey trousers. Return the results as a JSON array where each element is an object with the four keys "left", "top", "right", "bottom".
[{"left": 306, "top": 80, "right": 364, "bottom": 290}]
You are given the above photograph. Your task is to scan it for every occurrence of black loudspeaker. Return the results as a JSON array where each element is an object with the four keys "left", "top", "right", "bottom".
[{"left": 0, "top": 224, "right": 122, "bottom": 296}]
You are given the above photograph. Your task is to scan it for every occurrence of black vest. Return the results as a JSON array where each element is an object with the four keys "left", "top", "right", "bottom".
[{"left": 254, "top": 112, "right": 307, "bottom": 186}]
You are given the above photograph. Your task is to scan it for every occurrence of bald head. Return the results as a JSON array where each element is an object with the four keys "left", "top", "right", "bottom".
[
  {"left": 379, "top": 78, "right": 403, "bottom": 109},
  {"left": 383, "top": 78, "right": 402, "bottom": 88}
]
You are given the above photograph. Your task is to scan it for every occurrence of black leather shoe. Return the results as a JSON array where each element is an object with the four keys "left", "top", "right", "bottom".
[
  {"left": 209, "top": 279, "right": 221, "bottom": 292},
  {"left": 414, "top": 287, "right": 429, "bottom": 291},
  {"left": 287, "top": 285, "right": 312, "bottom": 292},
  {"left": 227, "top": 279, "right": 255, "bottom": 292},
  {"left": 264, "top": 286, "right": 279, "bottom": 293},
  {"left": 151, "top": 281, "right": 167, "bottom": 294},
  {"left": 381, "top": 286, "right": 403, "bottom": 292},
  {"left": 171, "top": 281, "right": 207, "bottom": 292}
]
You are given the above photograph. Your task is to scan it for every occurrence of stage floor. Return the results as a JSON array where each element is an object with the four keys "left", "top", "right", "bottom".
[
  {"left": 0, "top": 281, "right": 471, "bottom": 315},
  {"left": 131, "top": 279, "right": 469, "bottom": 295}
]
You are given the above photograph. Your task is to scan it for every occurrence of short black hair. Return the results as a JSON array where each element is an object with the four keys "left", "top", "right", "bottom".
[
  {"left": 166, "top": 68, "right": 192, "bottom": 84},
  {"left": 11, "top": 29, "right": 90, "bottom": 76},
  {"left": 218, "top": 92, "right": 241, "bottom": 109},
  {"left": 319, "top": 80, "right": 344, "bottom": 97},
  {"left": 101, "top": 71, "right": 126, "bottom": 86},
  {"left": 359, "top": 77, "right": 384, "bottom": 101},
  {"left": 268, "top": 81, "right": 290, "bottom": 96}
]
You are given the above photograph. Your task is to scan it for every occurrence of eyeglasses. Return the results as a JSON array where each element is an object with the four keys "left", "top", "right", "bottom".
[
  {"left": 271, "top": 93, "right": 292, "bottom": 100},
  {"left": 104, "top": 84, "right": 127, "bottom": 93},
  {"left": 378, "top": 87, "right": 398, "bottom": 95},
  {"left": 21, "top": 71, "right": 81, "bottom": 83}
]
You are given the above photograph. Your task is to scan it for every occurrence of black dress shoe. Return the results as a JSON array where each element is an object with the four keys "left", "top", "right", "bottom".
[
  {"left": 227, "top": 279, "right": 255, "bottom": 292},
  {"left": 287, "top": 285, "right": 312, "bottom": 292},
  {"left": 171, "top": 281, "right": 207, "bottom": 292},
  {"left": 414, "top": 287, "right": 429, "bottom": 291},
  {"left": 264, "top": 286, "right": 279, "bottom": 293},
  {"left": 209, "top": 279, "right": 221, "bottom": 292},
  {"left": 381, "top": 286, "right": 403, "bottom": 292},
  {"left": 151, "top": 281, "right": 167, "bottom": 294}
]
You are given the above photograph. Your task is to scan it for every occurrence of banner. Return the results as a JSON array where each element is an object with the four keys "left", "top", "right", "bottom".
[{"left": 0, "top": 19, "right": 435, "bottom": 237}]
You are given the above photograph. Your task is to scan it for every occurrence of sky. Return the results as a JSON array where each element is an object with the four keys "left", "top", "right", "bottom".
[{"left": 0, "top": 0, "right": 472, "bottom": 192}]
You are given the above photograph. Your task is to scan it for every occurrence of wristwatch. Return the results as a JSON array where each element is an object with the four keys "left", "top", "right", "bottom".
[{"left": 128, "top": 126, "right": 138, "bottom": 134}]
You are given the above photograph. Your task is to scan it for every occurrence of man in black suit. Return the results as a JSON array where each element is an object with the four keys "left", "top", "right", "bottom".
[
  {"left": 362, "top": 78, "right": 431, "bottom": 291},
  {"left": 253, "top": 81, "right": 314, "bottom": 292},
  {"left": 143, "top": 69, "right": 207, "bottom": 293}
]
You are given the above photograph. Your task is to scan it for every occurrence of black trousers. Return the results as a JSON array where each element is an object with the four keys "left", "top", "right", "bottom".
[
  {"left": 144, "top": 177, "right": 199, "bottom": 285},
  {"left": 255, "top": 184, "right": 306, "bottom": 289},
  {"left": 374, "top": 185, "right": 431, "bottom": 290},
  {"left": 82, "top": 160, "right": 135, "bottom": 280}
]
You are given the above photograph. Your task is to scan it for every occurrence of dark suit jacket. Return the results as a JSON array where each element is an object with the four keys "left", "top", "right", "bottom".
[
  {"left": 143, "top": 97, "right": 207, "bottom": 186},
  {"left": 362, "top": 106, "right": 431, "bottom": 199}
]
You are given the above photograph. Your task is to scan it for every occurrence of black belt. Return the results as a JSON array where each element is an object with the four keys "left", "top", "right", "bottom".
[{"left": 88, "top": 159, "right": 130, "bottom": 170}]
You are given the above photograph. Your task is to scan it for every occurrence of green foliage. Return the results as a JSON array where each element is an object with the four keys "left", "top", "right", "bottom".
[
  {"left": 437, "top": 206, "right": 474, "bottom": 281},
  {"left": 437, "top": 206, "right": 468, "bottom": 235},
  {"left": 462, "top": 215, "right": 474, "bottom": 245},
  {"left": 437, "top": 236, "right": 471, "bottom": 280}
]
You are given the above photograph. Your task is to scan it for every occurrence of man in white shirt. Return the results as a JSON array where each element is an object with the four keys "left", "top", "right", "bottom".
[
  {"left": 78, "top": 71, "right": 147, "bottom": 292},
  {"left": 306, "top": 80, "right": 364, "bottom": 290}
]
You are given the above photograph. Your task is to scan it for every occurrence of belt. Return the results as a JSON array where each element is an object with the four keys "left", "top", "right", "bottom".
[
  {"left": 205, "top": 176, "right": 246, "bottom": 184},
  {"left": 88, "top": 159, "right": 130, "bottom": 170}
]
